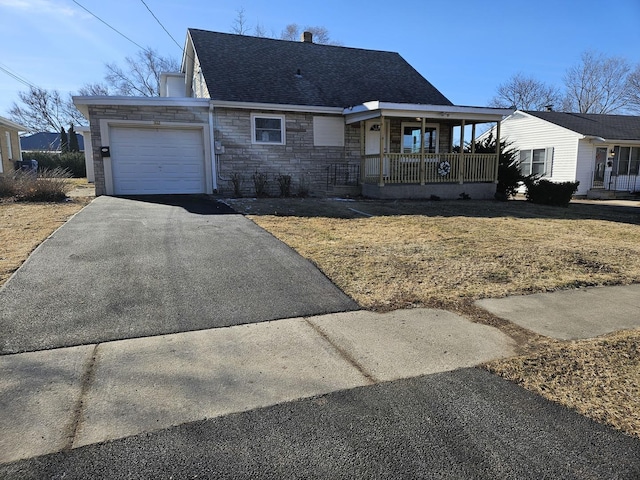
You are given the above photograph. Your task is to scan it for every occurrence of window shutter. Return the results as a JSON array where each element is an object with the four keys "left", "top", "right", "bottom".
[{"left": 545, "top": 147, "right": 554, "bottom": 176}]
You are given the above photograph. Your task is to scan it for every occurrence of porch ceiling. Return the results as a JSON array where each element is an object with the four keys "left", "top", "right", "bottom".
[{"left": 343, "top": 101, "right": 513, "bottom": 124}]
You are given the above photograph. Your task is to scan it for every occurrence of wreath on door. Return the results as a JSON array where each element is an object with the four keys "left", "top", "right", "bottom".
[{"left": 438, "top": 160, "right": 451, "bottom": 176}]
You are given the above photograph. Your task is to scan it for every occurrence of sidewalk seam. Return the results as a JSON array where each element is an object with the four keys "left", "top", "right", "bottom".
[
  {"left": 65, "top": 343, "right": 99, "bottom": 450},
  {"left": 303, "top": 317, "right": 378, "bottom": 385}
]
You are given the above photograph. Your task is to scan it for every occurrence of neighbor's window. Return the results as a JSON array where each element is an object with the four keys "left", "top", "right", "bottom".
[
  {"left": 251, "top": 114, "right": 285, "bottom": 145},
  {"left": 519, "top": 148, "right": 553, "bottom": 176},
  {"left": 613, "top": 146, "right": 640, "bottom": 175}
]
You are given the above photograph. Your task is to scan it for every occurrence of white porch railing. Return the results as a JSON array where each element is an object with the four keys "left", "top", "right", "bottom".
[{"left": 362, "top": 153, "right": 498, "bottom": 185}]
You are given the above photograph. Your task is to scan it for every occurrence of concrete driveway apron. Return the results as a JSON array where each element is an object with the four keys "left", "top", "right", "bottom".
[{"left": 0, "top": 195, "right": 358, "bottom": 354}]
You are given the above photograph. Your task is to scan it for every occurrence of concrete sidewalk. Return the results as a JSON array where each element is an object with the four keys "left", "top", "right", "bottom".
[
  {"left": 476, "top": 284, "right": 640, "bottom": 340},
  {"left": 0, "top": 308, "right": 515, "bottom": 464}
]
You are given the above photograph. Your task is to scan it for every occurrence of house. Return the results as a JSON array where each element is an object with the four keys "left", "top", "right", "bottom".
[
  {"left": 0, "top": 116, "right": 27, "bottom": 174},
  {"left": 496, "top": 110, "right": 640, "bottom": 197},
  {"left": 20, "top": 132, "right": 85, "bottom": 153},
  {"left": 73, "top": 29, "right": 512, "bottom": 198}
]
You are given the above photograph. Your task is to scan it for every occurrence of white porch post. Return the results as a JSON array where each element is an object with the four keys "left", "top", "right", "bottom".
[
  {"left": 459, "top": 119, "right": 465, "bottom": 184},
  {"left": 494, "top": 120, "right": 501, "bottom": 183},
  {"left": 360, "top": 121, "right": 365, "bottom": 184},
  {"left": 420, "top": 117, "right": 426, "bottom": 185},
  {"left": 378, "top": 116, "right": 385, "bottom": 186},
  {"left": 471, "top": 124, "right": 476, "bottom": 154}
]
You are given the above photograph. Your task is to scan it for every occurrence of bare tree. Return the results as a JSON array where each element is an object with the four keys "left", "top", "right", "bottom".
[
  {"left": 231, "top": 7, "right": 250, "bottom": 35},
  {"left": 626, "top": 64, "right": 640, "bottom": 114},
  {"left": 8, "top": 86, "right": 85, "bottom": 131},
  {"left": 103, "top": 48, "right": 179, "bottom": 97},
  {"left": 489, "top": 73, "right": 562, "bottom": 111},
  {"left": 77, "top": 82, "right": 113, "bottom": 96},
  {"left": 280, "top": 24, "right": 339, "bottom": 45},
  {"left": 562, "top": 51, "right": 631, "bottom": 114}
]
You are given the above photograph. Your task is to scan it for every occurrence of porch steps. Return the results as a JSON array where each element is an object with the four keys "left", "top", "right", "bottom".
[{"left": 587, "top": 189, "right": 639, "bottom": 200}]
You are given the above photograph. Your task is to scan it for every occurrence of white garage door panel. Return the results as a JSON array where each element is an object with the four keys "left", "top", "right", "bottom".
[{"left": 110, "top": 127, "right": 205, "bottom": 195}]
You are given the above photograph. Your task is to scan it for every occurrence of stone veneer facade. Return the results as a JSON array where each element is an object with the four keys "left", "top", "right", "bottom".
[
  {"left": 213, "top": 108, "right": 361, "bottom": 197},
  {"left": 87, "top": 104, "right": 210, "bottom": 196},
  {"left": 86, "top": 101, "right": 464, "bottom": 198}
]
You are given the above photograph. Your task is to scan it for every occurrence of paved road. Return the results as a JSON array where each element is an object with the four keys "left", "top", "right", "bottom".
[
  {"left": 2, "top": 368, "right": 638, "bottom": 479},
  {"left": 0, "top": 195, "right": 357, "bottom": 354}
]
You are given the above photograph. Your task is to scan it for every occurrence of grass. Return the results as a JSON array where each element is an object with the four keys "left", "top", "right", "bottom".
[
  {"left": 0, "top": 178, "right": 92, "bottom": 284},
  {"left": 2, "top": 192, "right": 639, "bottom": 439},
  {"left": 227, "top": 196, "right": 640, "bottom": 439}
]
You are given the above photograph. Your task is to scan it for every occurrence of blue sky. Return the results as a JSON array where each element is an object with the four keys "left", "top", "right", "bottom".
[{"left": 1, "top": 0, "right": 639, "bottom": 119}]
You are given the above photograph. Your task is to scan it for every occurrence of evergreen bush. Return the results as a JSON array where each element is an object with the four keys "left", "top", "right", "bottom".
[{"left": 523, "top": 178, "right": 579, "bottom": 207}]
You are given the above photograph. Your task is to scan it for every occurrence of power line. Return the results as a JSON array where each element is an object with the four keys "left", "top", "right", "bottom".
[
  {"left": 0, "top": 63, "right": 38, "bottom": 89},
  {"left": 72, "top": 0, "right": 147, "bottom": 51},
  {"left": 139, "top": 0, "right": 182, "bottom": 51}
]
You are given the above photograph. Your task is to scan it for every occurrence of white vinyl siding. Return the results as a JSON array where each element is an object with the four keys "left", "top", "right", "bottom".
[
  {"left": 498, "top": 112, "right": 586, "bottom": 194},
  {"left": 313, "top": 116, "right": 344, "bottom": 146},
  {"left": 251, "top": 114, "right": 285, "bottom": 145}
]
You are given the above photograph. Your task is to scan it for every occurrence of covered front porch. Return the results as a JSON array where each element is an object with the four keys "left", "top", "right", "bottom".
[{"left": 343, "top": 102, "right": 513, "bottom": 199}]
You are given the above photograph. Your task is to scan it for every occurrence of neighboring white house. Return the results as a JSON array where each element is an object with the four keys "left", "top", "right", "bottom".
[{"left": 495, "top": 110, "right": 640, "bottom": 197}]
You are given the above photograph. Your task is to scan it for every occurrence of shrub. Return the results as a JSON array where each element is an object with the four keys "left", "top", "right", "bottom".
[
  {"left": 297, "top": 175, "right": 310, "bottom": 197},
  {"left": 229, "top": 173, "right": 243, "bottom": 197},
  {"left": 23, "top": 152, "right": 86, "bottom": 178},
  {"left": 466, "top": 132, "right": 523, "bottom": 200},
  {"left": 252, "top": 172, "right": 269, "bottom": 197},
  {"left": 0, "top": 168, "right": 73, "bottom": 201},
  {"left": 524, "top": 178, "right": 579, "bottom": 207},
  {"left": 276, "top": 174, "right": 292, "bottom": 197}
]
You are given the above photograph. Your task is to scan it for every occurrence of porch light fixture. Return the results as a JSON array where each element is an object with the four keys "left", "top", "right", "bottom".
[{"left": 610, "top": 147, "right": 616, "bottom": 156}]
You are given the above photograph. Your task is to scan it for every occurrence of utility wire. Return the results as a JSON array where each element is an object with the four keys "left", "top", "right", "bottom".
[
  {"left": 72, "top": 0, "right": 147, "bottom": 51},
  {"left": 0, "top": 63, "right": 38, "bottom": 89},
  {"left": 139, "top": 0, "right": 182, "bottom": 51}
]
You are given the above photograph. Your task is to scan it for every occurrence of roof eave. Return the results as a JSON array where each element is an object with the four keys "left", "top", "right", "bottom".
[
  {"left": 209, "top": 99, "right": 344, "bottom": 114},
  {"left": 0, "top": 116, "right": 29, "bottom": 131},
  {"left": 344, "top": 102, "right": 513, "bottom": 124},
  {"left": 72, "top": 96, "right": 211, "bottom": 120}
]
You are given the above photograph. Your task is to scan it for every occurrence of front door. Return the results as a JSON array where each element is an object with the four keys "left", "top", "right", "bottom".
[
  {"left": 365, "top": 120, "right": 389, "bottom": 155},
  {"left": 593, "top": 147, "right": 607, "bottom": 188}
]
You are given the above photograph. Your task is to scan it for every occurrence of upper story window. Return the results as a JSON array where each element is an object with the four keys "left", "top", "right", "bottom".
[
  {"left": 251, "top": 114, "right": 285, "bottom": 145},
  {"left": 519, "top": 148, "right": 553, "bottom": 176}
]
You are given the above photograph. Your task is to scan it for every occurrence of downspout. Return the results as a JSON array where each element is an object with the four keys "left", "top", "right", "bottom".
[{"left": 209, "top": 103, "right": 218, "bottom": 191}]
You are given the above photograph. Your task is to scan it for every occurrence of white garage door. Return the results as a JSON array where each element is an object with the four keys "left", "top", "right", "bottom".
[{"left": 110, "top": 127, "right": 206, "bottom": 195}]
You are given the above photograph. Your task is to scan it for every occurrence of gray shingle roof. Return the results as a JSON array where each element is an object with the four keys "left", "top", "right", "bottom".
[
  {"left": 188, "top": 29, "right": 453, "bottom": 108},
  {"left": 525, "top": 111, "right": 640, "bottom": 141},
  {"left": 20, "top": 132, "right": 84, "bottom": 151}
]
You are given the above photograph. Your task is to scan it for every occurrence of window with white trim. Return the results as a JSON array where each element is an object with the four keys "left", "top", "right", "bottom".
[
  {"left": 251, "top": 114, "right": 285, "bottom": 145},
  {"left": 519, "top": 148, "right": 553, "bottom": 176},
  {"left": 613, "top": 146, "right": 640, "bottom": 175}
]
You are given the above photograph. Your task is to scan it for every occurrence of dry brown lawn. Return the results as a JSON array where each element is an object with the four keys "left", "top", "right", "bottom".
[
  {"left": 233, "top": 197, "right": 640, "bottom": 439},
  {"left": 0, "top": 179, "right": 92, "bottom": 285},
  {"left": 2, "top": 192, "right": 639, "bottom": 439}
]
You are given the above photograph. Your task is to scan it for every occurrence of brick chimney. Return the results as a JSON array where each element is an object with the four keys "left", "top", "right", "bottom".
[{"left": 301, "top": 31, "right": 313, "bottom": 43}]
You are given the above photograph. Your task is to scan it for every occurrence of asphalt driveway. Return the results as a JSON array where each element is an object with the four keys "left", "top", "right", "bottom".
[
  {"left": 2, "top": 368, "right": 638, "bottom": 479},
  {"left": 0, "top": 195, "right": 357, "bottom": 354}
]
